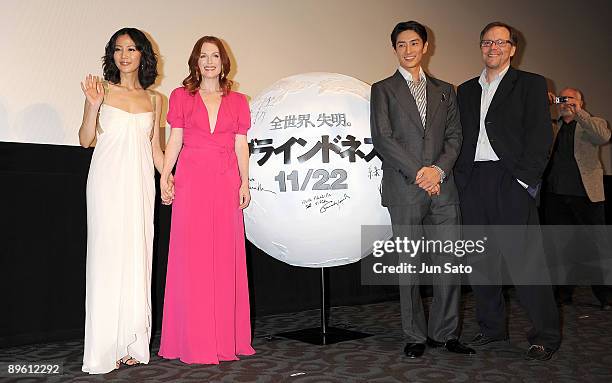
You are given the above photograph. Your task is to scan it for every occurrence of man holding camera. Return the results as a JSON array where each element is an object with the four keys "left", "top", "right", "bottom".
[{"left": 544, "top": 88, "right": 612, "bottom": 309}]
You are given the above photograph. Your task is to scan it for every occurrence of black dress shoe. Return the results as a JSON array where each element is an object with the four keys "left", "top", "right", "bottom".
[
  {"left": 524, "top": 345, "right": 555, "bottom": 361},
  {"left": 601, "top": 302, "right": 611, "bottom": 311},
  {"left": 468, "top": 333, "right": 508, "bottom": 346},
  {"left": 445, "top": 339, "right": 476, "bottom": 354},
  {"left": 404, "top": 343, "right": 426, "bottom": 358},
  {"left": 426, "top": 338, "right": 476, "bottom": 354}
]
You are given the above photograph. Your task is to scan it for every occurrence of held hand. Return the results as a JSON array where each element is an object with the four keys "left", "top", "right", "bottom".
[
  {"left": 168, "top": 173, "right": 175, "bottom": 200},
  {"left": 160, "top": 173, "right": 175, "bottom": 205},
  {"left": 160, "top": 176, "right": 171, "bottom": 205},
  {"left": 415, "top": 167, "right": 441, "bottom": 190},
  {"left": 239, "top": 182, "right": 251, "bottom": 209},
  {"left": 80, "top": 74, "right": 104, "bottom": 108},
  {"left": 547, "top": 91, "right": 556, "bottom": 105}
]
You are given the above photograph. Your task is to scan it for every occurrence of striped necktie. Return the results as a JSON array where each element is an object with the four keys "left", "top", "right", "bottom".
[{"left": 408, "top": 78, "right": 427, "bottom": 128}]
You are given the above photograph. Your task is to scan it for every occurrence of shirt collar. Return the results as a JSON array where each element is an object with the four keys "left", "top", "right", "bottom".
[
  {"left": 398, "top": 66, "right": 426, "bottom": 84},
  {"left": 479, "top": 64, "right": 510, "bottom": 87}
]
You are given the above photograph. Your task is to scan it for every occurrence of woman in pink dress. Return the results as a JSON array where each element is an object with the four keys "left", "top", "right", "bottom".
[{"left": 158, "top": 36, "right": 255, "bottom": 364}]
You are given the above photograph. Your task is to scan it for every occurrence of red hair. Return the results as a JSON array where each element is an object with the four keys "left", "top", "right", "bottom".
[{"left": 182, "top": 36, "right": 232, "bottom": 95}]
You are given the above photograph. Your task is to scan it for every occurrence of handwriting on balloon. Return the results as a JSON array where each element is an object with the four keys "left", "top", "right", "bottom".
[
  {"left": 301, "top": 192, "right": 350, "bottom": 213},
  {"left": 248, "top": 177, "right": 277, "bottom": 194},
  {"left": 319, "top": 193, "right": 351, "bottom": 213},
  {"left": 301, "top": 193, "right": 330, "bottom": 209}
]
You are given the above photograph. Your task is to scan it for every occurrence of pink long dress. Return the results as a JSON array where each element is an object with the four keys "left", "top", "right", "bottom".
[{"left": 159, "top": 87, "right": 255, "bottom": 364}]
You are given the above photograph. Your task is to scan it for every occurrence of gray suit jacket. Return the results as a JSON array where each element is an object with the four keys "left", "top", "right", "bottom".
[
  {"left": 370, "top": 71, "right": 462, "bottom": 206},
  {"left": 552, "top": 110, "right": 611, "bottom": 202}
]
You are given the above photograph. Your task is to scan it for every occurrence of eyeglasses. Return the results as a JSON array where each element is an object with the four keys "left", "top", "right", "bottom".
[{"left": 480, "top": 39, "right": 514, "bottom": 48}]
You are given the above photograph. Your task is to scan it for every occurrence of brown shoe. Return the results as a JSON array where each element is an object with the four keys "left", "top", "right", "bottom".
[{"left": 524, "top": 345, "right": 555, "bottom": 361}]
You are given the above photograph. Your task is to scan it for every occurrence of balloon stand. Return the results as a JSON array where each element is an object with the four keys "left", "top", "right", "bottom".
[{"left": 276, "top": 268, "right": 372, "bottom": 345}]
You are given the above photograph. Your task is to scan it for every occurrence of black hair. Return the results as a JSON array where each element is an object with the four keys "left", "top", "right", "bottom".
[
  {"left": 479, "top": 21, "right": 518, "bottom": 46},
  {"left": 102, "top": 28, "right": 158, "bottom": 89},
  {"left": 391, "top": 21, "right": 428, "bottom": 48}
]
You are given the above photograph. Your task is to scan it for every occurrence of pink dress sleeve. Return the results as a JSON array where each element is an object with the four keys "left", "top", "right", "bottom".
[
  {"left": 236, "top": 93, "right": 251, "bottom": 135},
  {"left": 167, "top": 87, "right": 186, "bottom": 129}
]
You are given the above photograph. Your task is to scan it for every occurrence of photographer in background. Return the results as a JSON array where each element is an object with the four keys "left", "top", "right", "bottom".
[{"left": 543, "top": 88, "right": 612, "bottom": 310}]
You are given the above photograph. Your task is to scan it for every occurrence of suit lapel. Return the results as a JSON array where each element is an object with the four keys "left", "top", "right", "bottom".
[
  {"left": 487, "top": 66, "right": 518, "bottom": 115},
  {"left": 388, "top": 71, "right": 425, "bottom": 130},
  {"left": 425, "top": 75, "right": 442, "bottom": 131},
  {"left": 468, "top": 79, "right": 481, "bottom": 130}
]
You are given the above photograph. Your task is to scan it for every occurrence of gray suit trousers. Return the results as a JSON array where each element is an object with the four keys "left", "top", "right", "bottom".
[{"left": 388, "top": 199, "right": 461, "bottom": 343}]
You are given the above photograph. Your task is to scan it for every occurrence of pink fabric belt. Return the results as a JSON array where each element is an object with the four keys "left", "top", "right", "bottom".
[{"left": 183, "top": 143, "right": 234, "bottom": 174}]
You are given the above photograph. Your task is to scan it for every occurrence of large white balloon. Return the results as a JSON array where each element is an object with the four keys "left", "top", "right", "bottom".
[{"left": 245, "top": 73, "right": 391, "bottom": 267}]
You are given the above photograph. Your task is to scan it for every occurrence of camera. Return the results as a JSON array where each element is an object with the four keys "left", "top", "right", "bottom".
[{"left": 554, "top": 96, "right": 569, "bottom": 104}]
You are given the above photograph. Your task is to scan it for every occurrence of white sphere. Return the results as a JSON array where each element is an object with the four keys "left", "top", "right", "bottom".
[{"left": 245, "top": 72, "right": 391, "bottom": 267}]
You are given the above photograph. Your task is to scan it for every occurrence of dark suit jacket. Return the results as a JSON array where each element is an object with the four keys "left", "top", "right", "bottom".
[
  {"left": 455, "top": 67, "right": 552, "bottom": 192},
  {"left": 370, "top": 71, "right": 462, "bottom": 206}
]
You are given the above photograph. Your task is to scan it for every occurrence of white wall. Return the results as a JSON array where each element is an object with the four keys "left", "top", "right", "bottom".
[{"left": 0, "top": 0, "right": 610, "bottom": 170}]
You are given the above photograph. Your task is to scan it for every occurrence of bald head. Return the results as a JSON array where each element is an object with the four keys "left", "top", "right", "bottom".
[{"left": 559, "top": 87, "right": 584, "bottom": 102}]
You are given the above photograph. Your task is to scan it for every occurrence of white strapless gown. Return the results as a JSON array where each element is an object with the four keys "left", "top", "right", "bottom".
[{"left": 82, "top": 104, "right": 155, "bottom": 374}]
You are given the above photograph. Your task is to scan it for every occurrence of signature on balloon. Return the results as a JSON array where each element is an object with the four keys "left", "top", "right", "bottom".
[
  {"left": 248, "top": 178, "right": 277, "bottom": 194},
  {"left": 319, "top": 193, "right": 351, "bottom": 213}
]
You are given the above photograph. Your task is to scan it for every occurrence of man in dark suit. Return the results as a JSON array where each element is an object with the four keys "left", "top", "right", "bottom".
[
  {"left": 371, "top": 21, "right": 474, "bottom": 358},
  {"left": 455, "top": 21, "right": 561, "bottom": 361}
]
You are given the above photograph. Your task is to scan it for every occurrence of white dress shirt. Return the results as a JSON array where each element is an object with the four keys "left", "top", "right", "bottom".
[
  {"left": 398, "top": 66, "right": 427, "bottom": 128},
  {"left": 475, "top": 65, "right": 528, "bottom": 188},
  {"left": 475, "top": 65, "right": 509, "bottom": 161}
]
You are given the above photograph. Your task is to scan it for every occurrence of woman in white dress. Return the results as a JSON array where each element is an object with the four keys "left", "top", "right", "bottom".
[{"left": 78, "top": 28, "right": 164, "bottom": 374}]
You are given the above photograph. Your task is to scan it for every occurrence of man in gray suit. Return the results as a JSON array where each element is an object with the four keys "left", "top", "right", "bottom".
[
  {"left": 370, "top": 21, "right": 473, "bottom": 358},
  {"left": 544, "top": 87, "right": 611, "bottom": 309}
]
